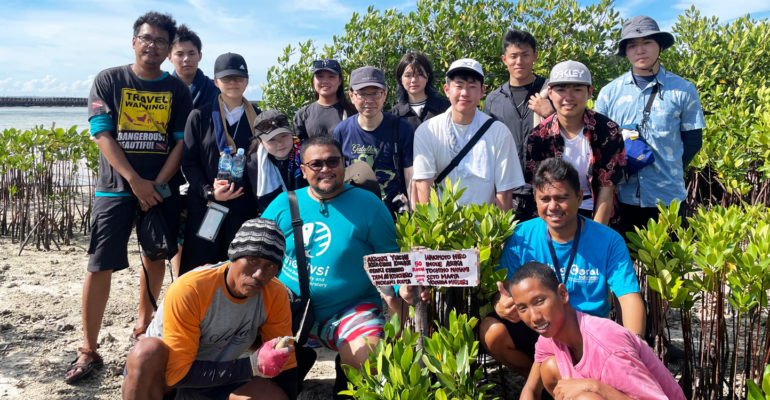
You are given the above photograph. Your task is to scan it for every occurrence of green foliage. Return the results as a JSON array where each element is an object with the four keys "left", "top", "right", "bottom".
[
  {"left": 747, "top": 364, "right": 770, "bottom": 400},
  {"left": 393, "top": 179, "right": 516, "bottom": 316},
  {"left": 341, "top": 309, "right": 496, "bottom": 400},
  {"left": 261, "top": 0, "right": 625, "bottom": 119}
]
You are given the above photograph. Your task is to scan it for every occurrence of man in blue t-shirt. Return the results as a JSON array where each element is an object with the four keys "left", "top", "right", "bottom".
[
  {"left": 333, "top": 66, "right": 414, "bottom": 217},
  {"left": 261, "top": 135, "right": 400, "bottom": 400},
  {"left": 479, "top": 157, "right": 644, "bottom": 382}
]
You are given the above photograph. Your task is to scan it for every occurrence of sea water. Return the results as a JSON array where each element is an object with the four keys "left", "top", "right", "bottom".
[{"left": 0, "top": 107, "right": 90, "bottom": 132}]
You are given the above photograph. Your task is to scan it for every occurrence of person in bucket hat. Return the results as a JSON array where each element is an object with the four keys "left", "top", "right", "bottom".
[{"left": 594, "top": 15, "right": 706, "bottom": 242}]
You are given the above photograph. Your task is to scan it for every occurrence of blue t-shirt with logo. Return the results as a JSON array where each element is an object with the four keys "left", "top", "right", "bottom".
[
  {"left": 499, "top": 217, "right": 640, "bottom": 317},
  {"left": 333, "top": 113, "right": 414, "bottom": 215},
  {"left": 261, "top": 184, "right": 400, "bottom": 321}
]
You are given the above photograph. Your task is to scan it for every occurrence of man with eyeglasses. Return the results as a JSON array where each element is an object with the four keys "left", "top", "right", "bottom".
[
  {"left": 261, "top": 135, "right": 400, "bottom": 400},
  {"left": 66, "top": 11, "right": 192, "bottom": 384},
  {"left": 333, "top": 66, "right": 414, "bottom": 217}
]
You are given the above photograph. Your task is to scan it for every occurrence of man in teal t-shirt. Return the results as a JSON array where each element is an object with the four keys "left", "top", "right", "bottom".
[
  {"left": 261, "top": 135, "right": 399, "bottom": 399},
  {"left": 479, "top": 157, "right": 644, "bottom": 384}
]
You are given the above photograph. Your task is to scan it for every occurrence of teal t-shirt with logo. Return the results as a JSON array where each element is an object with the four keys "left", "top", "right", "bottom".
[
  {"left": 261, "top": 184, "right": 399, "bottom": 321},
  {"left": 499, "top": 217, "right": 640, "bottom": 318}
]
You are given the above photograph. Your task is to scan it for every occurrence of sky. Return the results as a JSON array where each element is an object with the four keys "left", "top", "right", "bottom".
[{"left": 0, "top": 0, "right": 767, "bottom": 100}]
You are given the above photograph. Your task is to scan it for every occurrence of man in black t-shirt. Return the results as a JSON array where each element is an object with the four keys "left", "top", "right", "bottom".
[
  {"left": 64, "top": 11, "right": 192, "bottom": 385},
  {"left": 483, "top": 29, "right": 554, "bottom": 220}
]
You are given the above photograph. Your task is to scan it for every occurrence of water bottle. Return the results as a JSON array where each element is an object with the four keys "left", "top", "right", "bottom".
[
  {"left": 231, "top": 148, "right": 245, "bottom": 182},
  {"left": 217, "top": 148, "right": 232, "bottom": 181}
]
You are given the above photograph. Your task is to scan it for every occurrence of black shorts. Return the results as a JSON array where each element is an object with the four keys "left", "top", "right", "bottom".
[
  {"left": 487, "top": 311, "right": 541, "bottom": 359},
  {"left": 87, "top": 193, "right": 181, "bottom": 273}
]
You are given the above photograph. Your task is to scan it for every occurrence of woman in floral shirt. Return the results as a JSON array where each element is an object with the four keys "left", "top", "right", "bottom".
[{"left": 523, "top": 62, "right": 627, "bottom": 231}]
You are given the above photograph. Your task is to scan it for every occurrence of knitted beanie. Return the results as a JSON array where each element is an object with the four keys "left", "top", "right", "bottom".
[{"left": 228, "top": 218, "right": 286, "bottom": 265}]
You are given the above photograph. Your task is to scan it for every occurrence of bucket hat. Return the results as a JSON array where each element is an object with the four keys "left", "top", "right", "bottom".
[{"left": 616, "top": 16, "right": 675, "bottom": 57}]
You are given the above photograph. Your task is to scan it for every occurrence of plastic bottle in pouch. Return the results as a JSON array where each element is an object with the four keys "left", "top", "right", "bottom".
[
  {"left": 217, "top": 147, "right": 232, "bottom": 181},
  {"left": 231, "top": 148, "right": 245, "bottom": 182}
]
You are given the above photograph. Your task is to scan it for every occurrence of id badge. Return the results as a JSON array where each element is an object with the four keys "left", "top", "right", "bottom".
[{"left": 196, "top": 202, "right": 229, "bottom": 242}]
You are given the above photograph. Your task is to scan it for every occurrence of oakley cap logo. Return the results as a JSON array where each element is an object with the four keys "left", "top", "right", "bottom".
[{"left": 552, "top": 69, "right": 586, "bottom": 79}]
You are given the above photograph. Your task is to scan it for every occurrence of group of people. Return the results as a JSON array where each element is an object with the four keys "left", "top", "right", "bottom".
[{"left": 63, "top": 9, "right": 703, "bottom": 400}]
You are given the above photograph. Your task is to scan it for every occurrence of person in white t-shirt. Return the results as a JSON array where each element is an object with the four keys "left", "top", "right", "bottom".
[
  {"left": 412, "top": 58, "right": 524, "bottom": 210},
  {"left": 524, "top": 60, "right": 627, "bottom": 230}
]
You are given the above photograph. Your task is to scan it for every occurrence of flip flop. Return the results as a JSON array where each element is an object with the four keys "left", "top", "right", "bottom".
[
  {"left": 129, "top": 325, "right": 149, "bottom": 344},
  {"left": 64, "top": 347, "right": 103, "bottom": 384}
]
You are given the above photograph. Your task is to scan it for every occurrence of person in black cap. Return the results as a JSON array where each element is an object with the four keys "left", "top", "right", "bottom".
[
  {"left": 594, "top": 16, "right": 705, "bottom": 239},
  {"left": 246, "top": 109, "right": 308, "bottom": 210},
  {"left": 179, "top": 52, "right": 262, "bottom": 275},
  {"left": 294, "top": 59, "right": 357, "bottom": 139}
]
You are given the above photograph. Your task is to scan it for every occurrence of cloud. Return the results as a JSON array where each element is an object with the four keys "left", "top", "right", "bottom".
[
  {"left": 672, "top": 0, "right": 769, "bottom": 22},
  {"left": 0, "top": 78, "right": 11, "bottom": 85},
  {"left": 286, "top": 0, "right": 354, "bottom": 19},
  {"left": 0, "top": 75, "right": 95, "bottom": 95}
]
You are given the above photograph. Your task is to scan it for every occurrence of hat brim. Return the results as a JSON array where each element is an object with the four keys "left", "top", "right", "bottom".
[
  {"left": 548, "top": 79, "right": 592, "bottom": 87},
  {"left": 344, "top": 161, "right": 382, "bottom": 199},
  {"left": 257, "top": 126, "right": 292, "bottom": 142},
  {"left": 446, "top": 67, "right": 484, "bottom": 81},
  {"left": 349, "top": 82, "right": 387, "bottom": 91},
  {"left": 313, "top": 67, "right": 341, "bottom": 75},
  {"left": 616, "top": 32, "right": 675, "bottom": 57},
  {"left": 215, "top": 69, "right": 249, "bottom": 79}
]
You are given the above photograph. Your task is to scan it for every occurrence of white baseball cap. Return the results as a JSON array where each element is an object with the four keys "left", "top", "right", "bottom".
[
  {"left": 446, "top": 58, "right": 484, "bottom": 81},
  {"left": 548, "top": 60, "right": 592, "bottom": 87}
]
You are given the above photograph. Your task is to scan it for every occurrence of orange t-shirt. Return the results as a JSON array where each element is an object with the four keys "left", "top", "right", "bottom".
[{"left": 145, "top": 261, "right": 296, "bottom": 386}]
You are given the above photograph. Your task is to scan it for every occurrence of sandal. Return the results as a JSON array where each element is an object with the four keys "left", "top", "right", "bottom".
[
  {"left": 129, "top": 325, "right": 149, "bottom": 344},
  {"left": 64, "top": 347, "right": 103, "bottom": 384}
]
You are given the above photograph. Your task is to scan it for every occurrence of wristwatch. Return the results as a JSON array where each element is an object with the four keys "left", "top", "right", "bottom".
[{"left": 204, "top": 185, "right": 215, "bottom": 202}]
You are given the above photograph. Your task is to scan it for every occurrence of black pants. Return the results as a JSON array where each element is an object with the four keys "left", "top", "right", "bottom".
[
  {"left": 618, "top": 202, "right": 687, "bottom": 243},
  {"left": 180, "top": 207, "right": 259, "bottom": 275}
]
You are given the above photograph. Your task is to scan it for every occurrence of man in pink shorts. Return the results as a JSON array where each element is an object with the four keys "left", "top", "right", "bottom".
[{"left": 510, "top": 261, "right": 685, "bottom": 400}]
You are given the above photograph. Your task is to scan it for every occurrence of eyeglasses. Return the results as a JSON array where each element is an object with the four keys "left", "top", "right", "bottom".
[
  {"left": 313, "top": 59, "right": 340, "bottom": 71},
  {"left": 220, "top": 75, "right": 246, "bottom": 83},
  {"left": 255, "top": 115, "right": 290, "bottom": 133},
  {"left": 302, "top": 156, "right": 342, "bottom": 172},
  {"left": 134, "top": 35, "right": 169, "bottom": 50},
  {"left": 353, "top": 91, "right": 385, "bottom": 100}
]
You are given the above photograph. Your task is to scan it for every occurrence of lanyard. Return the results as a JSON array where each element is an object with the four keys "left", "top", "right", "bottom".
[{"left": 546, "top": 216, "right": 583, "bottom": 284}]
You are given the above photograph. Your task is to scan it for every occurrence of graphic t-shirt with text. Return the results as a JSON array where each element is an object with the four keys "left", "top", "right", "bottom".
[
  {"left": 333, "top": 113, "right": 414, "bottom": 215},
  {"left": 88, "top": 65, "right": 192, "bottom": 193}
]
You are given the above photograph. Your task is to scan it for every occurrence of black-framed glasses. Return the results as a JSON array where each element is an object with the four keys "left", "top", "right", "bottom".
[
  {"left": 302, "top": 156, "right": 342, "bottom": 172},
  {"left": 313, "top": 59, "right": 341, "bottom": 71},
  {"left": 353, "top": 91, "right": 385, "bottom": 100},
  {"left": 219, "top": 75, "right": 246, "bottom": 83},
  {"left": 134, "top": 35, "right": 169, "bottom": 49},
  {"left": 255, "top": 115, "right": 290, "bottom": 133}
]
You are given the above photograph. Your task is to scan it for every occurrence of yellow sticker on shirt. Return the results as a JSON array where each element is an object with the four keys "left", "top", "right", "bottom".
[{"left": 116, "top": 88, "right": 172, "bottom": 154}]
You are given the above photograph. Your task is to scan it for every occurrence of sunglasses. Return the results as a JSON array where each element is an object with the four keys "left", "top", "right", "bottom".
[
  {"left": 313, "top": 59, "right": 340, "bottom": 71},
  {"left": 302, "top": 156, "right": 342, "bottom": 172},
  {"left": 255, "top": 115, "right": 290, "bottom": 133}
]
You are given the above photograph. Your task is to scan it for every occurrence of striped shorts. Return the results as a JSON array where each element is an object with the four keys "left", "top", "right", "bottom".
[{"left": 309, "top": 302, "right": 385, "bottom": 352}]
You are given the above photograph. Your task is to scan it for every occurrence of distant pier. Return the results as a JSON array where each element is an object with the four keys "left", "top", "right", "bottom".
[{"left": 0, "top": 97, "right": 87, "bottom": 107}]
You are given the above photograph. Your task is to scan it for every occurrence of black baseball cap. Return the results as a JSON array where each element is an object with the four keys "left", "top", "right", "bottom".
[
  {"left": 349, "top": 66, "right": 387, "bottom": 91},
  {"left": 214, "top": 53, "right": 249, "bottom": 79},
  {"left": 312, "top": 59, "right": 342, "bottom": 76}
]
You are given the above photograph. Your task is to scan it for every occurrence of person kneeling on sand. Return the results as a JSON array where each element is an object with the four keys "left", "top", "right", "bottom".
[
  {"left": 513, "top": 262, "right": 685, "bottom": 400},
  {"left": 122, "top": 218, "right": 297, "bottom": 400}
]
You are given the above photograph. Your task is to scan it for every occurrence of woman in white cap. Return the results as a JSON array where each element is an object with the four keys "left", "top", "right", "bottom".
[{"left": 294, "top": 59, "right": 357, "bottom": 140}]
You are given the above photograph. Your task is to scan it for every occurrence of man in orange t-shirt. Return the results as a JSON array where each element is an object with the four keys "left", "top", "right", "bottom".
[{"left": 123, "top": 218, "right": 297, "bottom": 400}]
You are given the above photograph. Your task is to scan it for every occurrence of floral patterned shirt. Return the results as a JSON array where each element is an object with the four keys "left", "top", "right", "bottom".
[{"left": 526, "top": 109, "right": 627, "bottom": 229}]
